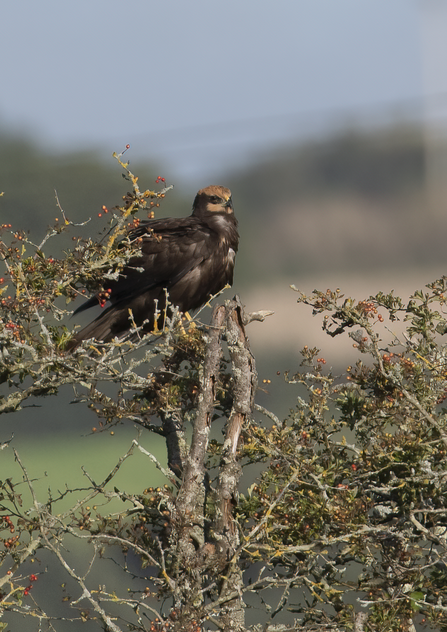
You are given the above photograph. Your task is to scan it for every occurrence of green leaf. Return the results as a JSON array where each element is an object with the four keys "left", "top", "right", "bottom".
[{"left": 409, "top": 591, "right": 424, "bottom": 611}]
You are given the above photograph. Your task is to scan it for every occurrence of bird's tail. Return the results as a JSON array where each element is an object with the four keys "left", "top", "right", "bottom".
[{"left": 65, "top": 304, "right": 128, "bottom": 351}]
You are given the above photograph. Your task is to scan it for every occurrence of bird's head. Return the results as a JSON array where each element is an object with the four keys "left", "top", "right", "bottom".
[{"left": 192, "top": 185, "right": 234, "bottom": 216}]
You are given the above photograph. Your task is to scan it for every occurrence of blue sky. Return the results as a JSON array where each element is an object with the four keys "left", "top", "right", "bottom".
[{"left": 1, "top": 1, "right": 425, "bottom": 182}]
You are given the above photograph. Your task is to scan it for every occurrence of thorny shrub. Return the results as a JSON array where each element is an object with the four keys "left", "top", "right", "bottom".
[{"left": 2, "top": 153, "right": 447, "bottom": 630}]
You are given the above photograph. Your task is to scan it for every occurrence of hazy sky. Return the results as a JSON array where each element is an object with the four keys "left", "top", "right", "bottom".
[{"left": 1, "top": 1, "right": 424, "bottom": 182}]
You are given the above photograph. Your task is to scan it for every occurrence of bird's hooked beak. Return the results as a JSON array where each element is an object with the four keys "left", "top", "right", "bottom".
[{"left": 225, "top": 196, "right": 234, "bottom": 213}]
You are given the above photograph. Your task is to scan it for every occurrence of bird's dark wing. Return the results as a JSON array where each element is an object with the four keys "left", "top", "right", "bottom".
[
  {"left": 73, "top": 216, "right": 218, "bottom": 314},
  {"left": 110, "top": 217, "right": 219, "bottom": 301}
]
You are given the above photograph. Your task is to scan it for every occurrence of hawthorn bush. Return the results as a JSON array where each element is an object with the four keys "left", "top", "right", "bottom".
[{"left": 2, "top": 156, "right": 447, "bottom": 631}]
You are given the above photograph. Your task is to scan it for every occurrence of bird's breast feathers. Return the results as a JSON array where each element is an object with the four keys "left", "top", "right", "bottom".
[{"left": 227, "top": 247, "right": 236, "bottom": 265}]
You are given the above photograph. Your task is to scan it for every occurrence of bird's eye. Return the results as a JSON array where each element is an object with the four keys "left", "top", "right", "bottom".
[{"left": 210, "top": 196, "right": 221, "bottom": 204}]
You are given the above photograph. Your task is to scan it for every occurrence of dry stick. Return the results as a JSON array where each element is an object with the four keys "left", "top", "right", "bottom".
[
  {"left": 216, "top": 299, "right": 257, "bottom": 536},
  {"left": 176, "top": 304, "right": 226, "bottom": 518},
  {"left": 170, "top": 304, "right": 226, "bottom": 607},
  {"left": 42, "top": 536, "right": 123, "bottom": 632},
  {"left": 167, "top": 300, "right": 258, "bottom": 630},
  {"left": 213, "top": 298, "right": 258, "bottom": 632},
  {"left": 169, "top": 300, "right": 258, "bottom": 627}
]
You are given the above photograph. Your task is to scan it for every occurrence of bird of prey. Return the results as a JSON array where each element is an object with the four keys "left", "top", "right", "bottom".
[{"left": 67, "top": 185, "right": 238, "bottom": 350}]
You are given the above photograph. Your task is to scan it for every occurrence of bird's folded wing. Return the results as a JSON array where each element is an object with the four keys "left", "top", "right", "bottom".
[{"left": 81, "top": 221, "right": 218, "bottom": 311}]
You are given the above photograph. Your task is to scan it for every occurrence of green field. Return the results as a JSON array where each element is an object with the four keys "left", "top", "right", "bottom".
[{"left": 1, "top": 427, "right": 168, "bottom": 516}]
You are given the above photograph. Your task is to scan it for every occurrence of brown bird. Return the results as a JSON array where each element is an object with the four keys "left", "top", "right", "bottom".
[{"left": 67, "top": 185, "right": 238, "bottom": 350}]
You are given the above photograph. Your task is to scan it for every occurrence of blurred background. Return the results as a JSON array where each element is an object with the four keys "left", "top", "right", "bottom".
[
  {"left": 3, "top": 0, "right": 447, "bottom": 359},
  {"left": 3, "top": 2, "right": 447, "bottom": 627},
  {"left": 2, "top": 0, "right": 447, "bottom": 507}
]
